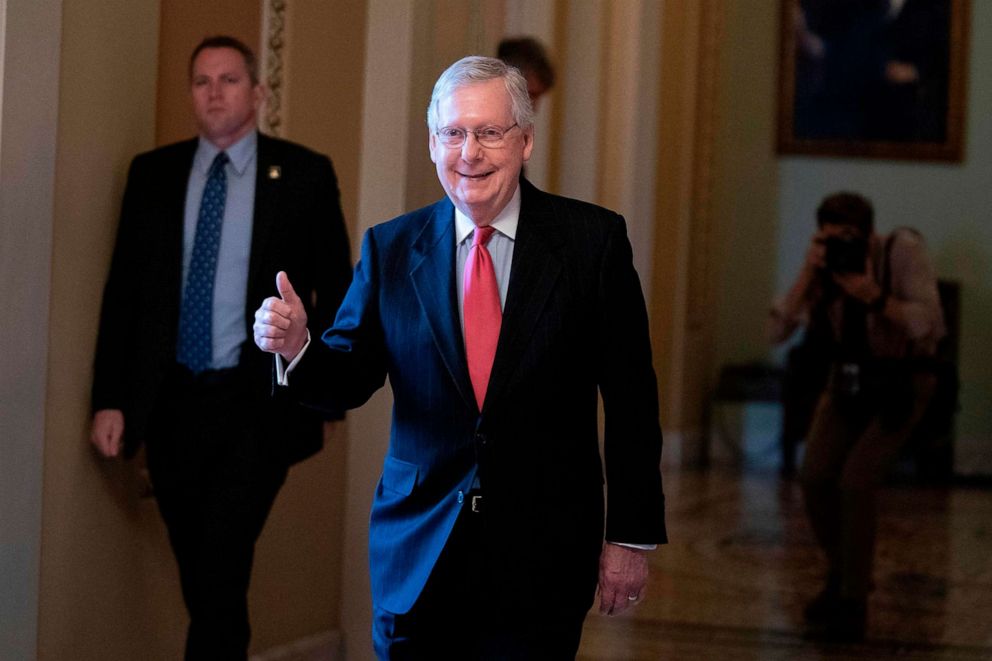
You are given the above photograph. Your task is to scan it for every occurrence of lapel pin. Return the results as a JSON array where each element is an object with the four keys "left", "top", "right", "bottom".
[{"left": 268, "top": 165, "right": 282, "bottom": 180}]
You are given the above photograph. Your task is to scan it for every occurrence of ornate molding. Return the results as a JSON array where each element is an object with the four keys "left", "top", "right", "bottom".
[{"left": 261, "top": 0, "right": 287, "bottom": 135}]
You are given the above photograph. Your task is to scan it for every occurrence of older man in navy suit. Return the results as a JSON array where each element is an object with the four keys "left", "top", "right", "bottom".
[{"left": 255, "top": 56, "right": 667, "bottom": 659}]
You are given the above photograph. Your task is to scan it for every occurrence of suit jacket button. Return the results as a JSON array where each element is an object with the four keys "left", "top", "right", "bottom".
[
  {"left": 457, "top": 490, "right": 465, "bottom": 504},
  {"left": 475, "top": 433, "right": 486, "bottom": 446}
]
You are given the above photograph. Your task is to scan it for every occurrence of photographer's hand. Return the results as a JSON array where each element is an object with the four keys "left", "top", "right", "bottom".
[
  {"left": 832, "top": 247, "right": 883, "bottom": 307},
  {"left": 807, "top": 230, "right": 828, "bottom": 272},
  {"left": 769, "top": 231, "right": 830, "bottom": 344},
  {"left": 833, "top": 271, "right": 882, "bottom": 304}
]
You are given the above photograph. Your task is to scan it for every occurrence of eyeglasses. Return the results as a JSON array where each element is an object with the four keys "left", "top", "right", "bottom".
[{"left": 435, "top": 123, "right": 520, "bottom": 148}]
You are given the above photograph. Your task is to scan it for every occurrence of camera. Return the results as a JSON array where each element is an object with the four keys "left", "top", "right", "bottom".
[{"left": 824, "top": 235, "right": 868, "bottom": 273}]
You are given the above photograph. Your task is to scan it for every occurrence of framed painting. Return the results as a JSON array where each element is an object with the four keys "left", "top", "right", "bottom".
[{"left": 777, "top": 0, "right": 970, "bottom": 161}]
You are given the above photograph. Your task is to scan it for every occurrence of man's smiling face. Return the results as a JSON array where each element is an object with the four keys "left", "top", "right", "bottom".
[{"left": 429, "top": 78, "right": 533, "bottom": 226}]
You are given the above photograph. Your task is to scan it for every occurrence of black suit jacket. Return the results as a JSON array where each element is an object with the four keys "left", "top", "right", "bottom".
[
  {"left": 292, "top": 179, "right": 667, "bottom": 614},
  {"left": 92, "top": 132, "right": 351, "bottom": 464}
]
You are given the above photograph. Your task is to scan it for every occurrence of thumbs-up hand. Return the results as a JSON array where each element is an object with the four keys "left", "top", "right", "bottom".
[
  {"left": 254, "top": 271, "right": 309, "bottom": 361},
  {"left": 275, "top": 270, "right": 302, "bottom": 310}
]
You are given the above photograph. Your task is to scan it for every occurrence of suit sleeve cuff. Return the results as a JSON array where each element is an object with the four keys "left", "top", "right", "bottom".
[{"left": 275, "top": 330, "right": 311, "bottom": 386}]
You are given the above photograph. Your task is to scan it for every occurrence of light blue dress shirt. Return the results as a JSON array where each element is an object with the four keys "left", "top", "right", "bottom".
[{"left": 181, "top": 132, "right": 257, "bottom": 369}]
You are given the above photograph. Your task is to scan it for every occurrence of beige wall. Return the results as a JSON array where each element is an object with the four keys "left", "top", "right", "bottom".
[
  {"left": 281, "top": 0, "right": 368, "bottom": 249},
  {"left": 38, "top": 2, "right": 180, "bottom": 659},
  {"left": 0, "top": 0, "right": 61, "bottom": 657},
  {"left": 650, "top": 0, "right": 707, "bottom": 448},
  {"left": 711, "top": 0, "right": 780, "bottom": 374}
]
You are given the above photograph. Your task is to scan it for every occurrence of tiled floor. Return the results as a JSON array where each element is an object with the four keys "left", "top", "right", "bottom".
[{"left": 578, "top": 468, "right": 992, "bottom": 660}]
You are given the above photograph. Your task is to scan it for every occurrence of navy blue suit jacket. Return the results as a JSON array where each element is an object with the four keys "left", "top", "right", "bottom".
[{"left": 292, "top": 179, "right": 667, "bottom": 614}]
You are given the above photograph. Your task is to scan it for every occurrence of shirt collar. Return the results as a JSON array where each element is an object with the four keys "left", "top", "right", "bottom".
[
  {"left": 195, "top": 130, "right": 257, "bottom": 177},
  {"left": 455, "top": 186, "right": 521, "bottom": 245}
]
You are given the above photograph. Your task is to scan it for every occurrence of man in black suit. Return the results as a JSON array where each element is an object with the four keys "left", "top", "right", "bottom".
[
  {"left": 255, "top": 56, "right": 667, "bottom": 659},
  {"left": 90, "top": 35, "right": 351, "bottom": 659}
]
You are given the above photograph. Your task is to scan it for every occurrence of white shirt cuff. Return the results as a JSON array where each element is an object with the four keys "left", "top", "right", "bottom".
[
  {"left": 274, "top": 330, "right": 311, "bottom": 386},
  {"left": 608, "top": 542, "right": 657, "bottom": 551}
]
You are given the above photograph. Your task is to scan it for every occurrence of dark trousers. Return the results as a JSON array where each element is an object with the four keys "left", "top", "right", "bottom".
[
  {"left": 146, "top": 365, "right": 288, "bottom": 661},
  {"left": 800, "top": 372, "right": 936, "bottom": 600},
  {"left": 373, "top": 501, "right": 590, "bottom": 661}
]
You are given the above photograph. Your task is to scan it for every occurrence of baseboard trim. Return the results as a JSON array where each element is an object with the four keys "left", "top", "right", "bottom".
[{"left": 250, "top": 630, "right": 343, "bottom": 661}]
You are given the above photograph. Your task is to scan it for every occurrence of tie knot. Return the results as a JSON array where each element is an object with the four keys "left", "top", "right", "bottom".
[
  {"left": 210, "top": 151, "right": 229, "bottom": 174},
  {"left": 473, "top": 226, "right": 496, "bottom": 247}
]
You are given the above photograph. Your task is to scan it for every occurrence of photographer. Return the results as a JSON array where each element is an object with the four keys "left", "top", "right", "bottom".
[{"left": 769, "top": 192, "right": 945, "bottom": 641}]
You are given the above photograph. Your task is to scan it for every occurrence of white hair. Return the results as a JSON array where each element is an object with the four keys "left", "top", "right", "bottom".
[{"left": 426, "top": 56, "right": 535, "bottom": 133}]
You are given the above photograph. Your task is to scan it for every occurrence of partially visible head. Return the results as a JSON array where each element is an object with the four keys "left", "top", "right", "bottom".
[
  {"left": 497, "top": 36, "right": 556, "bottom": 109},
  {"left": 427, "top": 56, "right": 535, "bottom": 226},
  {"left": 188, "top": 35, "right": 263, "bottom": 149},
  {"left": 816, "top": 192, "right": 874, "bottom": 237}
]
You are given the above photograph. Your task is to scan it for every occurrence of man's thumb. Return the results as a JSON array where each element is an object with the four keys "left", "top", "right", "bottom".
[{"left": 276, "top": 271, "right": 299, "bottom": 303}]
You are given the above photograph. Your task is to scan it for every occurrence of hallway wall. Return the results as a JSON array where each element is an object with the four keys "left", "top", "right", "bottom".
[
  {"left": 0, "top": 0, "right": 62, "bottom": 657},
  {"left": 36, "top": 1, "right": 178, "bottom": 659},
  {"left": 31, "top": 0, "right": 182, "bottom": 659}
]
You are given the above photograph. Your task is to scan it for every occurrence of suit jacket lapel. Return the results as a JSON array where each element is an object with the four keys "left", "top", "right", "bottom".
[
  {"left": 165, "top": 140, "right": 199, "bottom": 313},
  {"left": 246, "top": 133, "right": 279, "bottom": 327},
  {"left": 485, "top": 180, "right": 564, "bottom": 409},
  {"left": 410, "top": 197, "right": 476, "bottom": 410}
]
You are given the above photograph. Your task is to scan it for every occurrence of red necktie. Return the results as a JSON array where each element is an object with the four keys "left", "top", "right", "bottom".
[{"left": 464, "top": 226, "right": 502, "bottom": 410}]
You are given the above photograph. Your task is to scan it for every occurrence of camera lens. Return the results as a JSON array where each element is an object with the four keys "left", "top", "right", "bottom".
[{"left": 825, "top": 236, "right": 867, "bottom": 273}]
